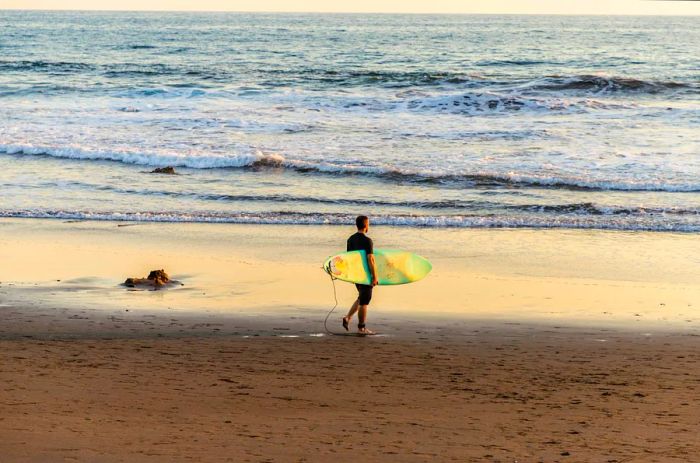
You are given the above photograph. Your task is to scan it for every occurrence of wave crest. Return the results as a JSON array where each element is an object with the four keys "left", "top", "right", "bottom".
[
  {"left": 0, "top": 144, "right": 284, "bottom": 170},
  {"left": 519, "top": 75, "right": 696, "bottom": 94},
  {"left": 3, "top": 144, "right": 698, "bottom": 192},
  {"left": 0, "top": 209, "right": 696, "bottom": 232}
]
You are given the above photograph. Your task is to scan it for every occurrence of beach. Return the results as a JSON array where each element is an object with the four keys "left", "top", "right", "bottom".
[
  {"left": 1, "top": 218, "right": 699, "bottom": 462},
  {"left": 3, "top": 327, "right": 699, "bottom": 462},
  {"left": 2, "top": 10, "right": 700, "bottom": 462}
]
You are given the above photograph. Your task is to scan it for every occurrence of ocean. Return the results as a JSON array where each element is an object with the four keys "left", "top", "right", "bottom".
[{"left": 1, "top": 11, "right": 698, "bottom": 231}]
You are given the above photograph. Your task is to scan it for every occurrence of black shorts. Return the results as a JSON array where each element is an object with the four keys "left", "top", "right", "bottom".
[{"left": 355, "top": 284, "right": 373, "bottom": 305}]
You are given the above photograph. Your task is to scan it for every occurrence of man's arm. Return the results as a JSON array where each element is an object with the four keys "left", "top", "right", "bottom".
[{"left": 368, "top": 253, "right": 378, "bottom": 287}]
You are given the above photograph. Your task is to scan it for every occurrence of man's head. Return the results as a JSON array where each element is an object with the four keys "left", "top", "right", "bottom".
[{"left": 355, "top": 215, "right": 369, "bottom": 232}]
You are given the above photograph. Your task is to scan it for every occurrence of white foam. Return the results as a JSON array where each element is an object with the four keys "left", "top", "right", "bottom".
[
  {"left": 0, "top": 209, "right": 697, "bottom": 232},
  {"left": 2, "top": 142, "right": 699, "bottom": 193},
  {"left": 0, "top": 143, "right": 284, "bottom": 169},
  {"left": 396, "top": 91, "right": 638, "bottom": 115}
]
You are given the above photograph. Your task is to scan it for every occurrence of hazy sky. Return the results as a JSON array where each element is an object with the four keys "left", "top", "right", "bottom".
[{"left": 2, "top": 0, "right": 699, "bottom": 15}]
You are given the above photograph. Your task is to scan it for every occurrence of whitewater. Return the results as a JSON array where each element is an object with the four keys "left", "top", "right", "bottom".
[{"left": 1, "top": 12, "right": 698, "bottom": 231}]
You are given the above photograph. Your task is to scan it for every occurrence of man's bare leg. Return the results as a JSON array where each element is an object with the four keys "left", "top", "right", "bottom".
[
  {"left": 343, "top": 299, "right": 359, "bottom": 330},
  {"left": 357, "top": 304, "right": 374, "bottom": 334}
]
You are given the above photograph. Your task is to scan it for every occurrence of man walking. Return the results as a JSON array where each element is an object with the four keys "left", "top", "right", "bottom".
[{"left": 343, "top": 215, "right": 378, "bottom": 335}]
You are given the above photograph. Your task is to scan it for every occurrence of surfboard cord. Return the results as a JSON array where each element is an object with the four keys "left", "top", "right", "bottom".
[{"left": 323, "top": 271, "right": 342, "bottom": 336}]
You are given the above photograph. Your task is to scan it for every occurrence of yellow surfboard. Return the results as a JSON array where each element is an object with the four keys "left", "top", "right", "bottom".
[{"left": 323, "top": 249, "right": 432, "bottom": 286}]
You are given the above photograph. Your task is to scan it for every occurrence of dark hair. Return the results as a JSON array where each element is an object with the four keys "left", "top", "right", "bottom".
[{"left": 355, "top": 215, "right": 369, "bottom": 230}]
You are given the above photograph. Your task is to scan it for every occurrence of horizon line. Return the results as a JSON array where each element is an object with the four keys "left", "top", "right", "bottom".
[{"left": 1, "top": 8, "right": 699, "bottom": 16}]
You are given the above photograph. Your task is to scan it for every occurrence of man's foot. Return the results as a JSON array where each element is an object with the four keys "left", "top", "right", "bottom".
[{"left": 342, "top": 317, "right": 349, "bottom": 331}]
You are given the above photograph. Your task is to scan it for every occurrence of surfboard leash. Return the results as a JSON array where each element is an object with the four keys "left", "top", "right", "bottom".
[{"left": 322, "top": 265, "right": 344, "bottom": 336}]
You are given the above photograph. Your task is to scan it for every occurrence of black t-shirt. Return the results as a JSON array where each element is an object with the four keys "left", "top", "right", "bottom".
[{"left": 347, "top": 232, "right": 373, "bottom": 255}]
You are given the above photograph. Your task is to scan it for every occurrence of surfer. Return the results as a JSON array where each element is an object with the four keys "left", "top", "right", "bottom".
[{"left": 342, "top": 215, "right": 378, "bottom": 334}]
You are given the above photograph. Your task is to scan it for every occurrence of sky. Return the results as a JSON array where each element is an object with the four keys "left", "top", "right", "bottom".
[{"left": 1, "top": 0, "right": 700, "bottom": 15}]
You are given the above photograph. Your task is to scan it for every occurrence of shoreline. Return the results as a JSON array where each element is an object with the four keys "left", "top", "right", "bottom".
[{"left": 3, "top": 211, "right": 700, "bottom": 234}]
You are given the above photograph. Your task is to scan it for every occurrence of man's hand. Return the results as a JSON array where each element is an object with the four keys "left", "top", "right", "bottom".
[{"left": 368, "top": 254, "right": 378, "bottom": 287}]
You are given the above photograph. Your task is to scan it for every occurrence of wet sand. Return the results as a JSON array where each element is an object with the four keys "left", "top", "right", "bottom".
[
  {"left": 1, "top": 218, "right": 699, "bottom": 461},
  {"left": 2, "top": 310, "right": 699, "bottom": 462}
]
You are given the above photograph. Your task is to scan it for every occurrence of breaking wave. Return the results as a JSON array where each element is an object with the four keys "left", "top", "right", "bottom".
[
  {"left": 3, "top": 144, "right": 699, "bottom": 192},
  {"left": 0, "top": 58, "right": 695, "bottom": 98},
  {"left": 0, "top": 209, "right": 697, "bottom": 232},
  {"left": 398, "top": 91, "right": 633, "bottom": 114},
  {"left": 0, "top": 143, "right": 285, "bottom": 170},
  {"left": 518, "top": 75, "right": 697, "bottom": 94}
]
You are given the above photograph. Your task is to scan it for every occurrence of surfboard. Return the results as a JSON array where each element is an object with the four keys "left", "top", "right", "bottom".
[{"left": 323, "top": 249, "right": 432, "bottom": 286}]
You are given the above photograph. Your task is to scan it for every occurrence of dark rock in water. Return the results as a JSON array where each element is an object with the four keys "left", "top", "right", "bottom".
[
  {"left": 124, "top": 269, "right": 173, "bottom": 289},
  {"left": 151, "top": 166, "right": 177, "bottom": 175}
]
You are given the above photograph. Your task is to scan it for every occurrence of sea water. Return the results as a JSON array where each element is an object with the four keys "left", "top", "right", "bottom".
[{"left": 1, "top": 12, "right": 698, "bottom": 231}]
